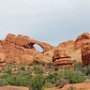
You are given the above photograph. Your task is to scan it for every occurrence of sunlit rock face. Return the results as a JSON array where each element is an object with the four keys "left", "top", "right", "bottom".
[
  {"left": 53, "top": 47, "right": 73, "bottom": 66},
  {"left": 75, "top": 33, "right": 90, "bottom": 50},
  {"left": 5, "top": 34, "right": 16, "bottom": 43},
  {"left": 74, "top": 33, "right": 90, "bottom": 63},
  {"left": 0, "top": 33, "right": 54, "bottom": 69},
  {"left": 53, "top": 33, "right": 90, "bottom": 65},
  {"left": 55, "top": 40, "right": 81, "bottom": 63},
  {"left": 0, "top": 33, "right": 90, "bottom": 69}
]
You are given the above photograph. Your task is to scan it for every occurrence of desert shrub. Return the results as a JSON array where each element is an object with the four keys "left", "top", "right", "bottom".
[
  {"left": 82, "top": 65, "right": 90, "bottom": 76},
  {"left": 44, "top": 82, "right": 54, "bottom": 88},
  {"left": 18, "top": 64, "right": 26, "bottom": 71},
  {"left": 73, "top": 60, "right": 82, "bottom": 71},
  {"left": 5, "top": 71, "right": 32, "bottom": 87},
  {"left": 0, "top": 65, "right": 32, "bottom": 87},
  {"left": 0, "top": 79, "right": 8, "bottom": 86},
  {"left": 2, "top": 64, "right": 13, "bottom": 75},
  {"left": 45, "top": 72, "right": 62, "bottom": 87},
  {"left": 34, "top": 67, "right": 43, "bottom": 74},
  {"left": 56, "top": 79, "right": 69, "bottom": 88},
  {"left": 31, "top": 74, "right": 45, "bottom": 90},
  {"left": 63, "top": 70, "right": 86, "bottom": 83},
  {"left": 40, "top": 61, "right": 47, "bottom": 67},
  {"left": 54, "top": 66, "right": 60, "bottom": 71},
  {"left": 73, "top": 61, "right": 90, "bottom": 76},
  {"left": 45, "top": 63, "right": 54, "bottom": 72}
]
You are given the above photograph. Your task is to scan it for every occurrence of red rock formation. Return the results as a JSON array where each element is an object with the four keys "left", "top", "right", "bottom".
[
  {"left": 0, "top": 33, "right": 90, "bottom": 68},
  {"left": 56, "top": 36, "right": 90, "bottom": 63},
  {"left": 53, "top": 57, "right": 72, "bottom": 66},
  {"left": 15, "top": 35, "right": 30, "bottom": 46},
  {"left": 75, "top": 33, "right": 90, "bottom": 42},
  {"left": 36, "top": 42, "right": 54, "bottom": 52},
  {"left": 5, "top": 34, "right": 54, "bottom": 52},
  {"left": 57, "top": 40, "right": 75, "bottom": 53},
  {"left": 53, "top": 48, "right": 72, "bottom": 66},
  {"left": 81, "top": 43, "right": 90, "bottom": 66},
  {"left": 53, "top": 40, "right": 75, "bottom": 65},
  {"left": 5, "top": 33, "right": 16, "bottom": 43},
  {"left": 56, "top": 40, "right": 80, "bottom": 63},
  {"left": 0, "top": 33, "right": 54, "bottom": 68},
  {"left": 75, "top": 33, "right": 90, "bottom": 50},
  {"left": 53, "top": 48, "right": 69, "bottom": 61},
  {"left": 74, "top": 33, "right": 90, "bottom": 63}
]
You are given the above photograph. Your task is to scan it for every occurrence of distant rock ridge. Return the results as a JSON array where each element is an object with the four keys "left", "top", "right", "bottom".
[{"left": 0, "top": 33, "right": 90, "bottom": 69}]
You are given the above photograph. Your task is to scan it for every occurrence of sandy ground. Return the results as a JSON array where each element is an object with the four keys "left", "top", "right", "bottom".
[
  {"left": 0, "top": 86, "right": 29, "bottom": 90},
  {"left": 45, "top": 82, "right": 90, "bottom": 90}
]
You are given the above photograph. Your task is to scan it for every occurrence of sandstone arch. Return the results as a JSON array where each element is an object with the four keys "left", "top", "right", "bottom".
[
  {"left": 5, "top": 34, "right": 54, "bottom": 53},
  {"left": 34, "top": 44, "right": 43, "bottom": 52}
]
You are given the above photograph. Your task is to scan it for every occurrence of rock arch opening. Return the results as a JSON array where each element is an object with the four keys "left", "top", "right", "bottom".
[{"left": 34, "top": 44, "right": 43, "bottom": 52}]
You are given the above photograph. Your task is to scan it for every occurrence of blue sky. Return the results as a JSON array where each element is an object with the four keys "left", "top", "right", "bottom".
[{"left": 0, "top": 0, "right": 90, "bottom": 46}]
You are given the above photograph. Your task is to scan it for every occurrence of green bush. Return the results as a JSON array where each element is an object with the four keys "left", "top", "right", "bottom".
[
  {"left": 0, "top": 65, "right": 32, "bottom": 87},
  {"left": 81, "top": 65, "right": 90, "bottom": 76},
  {"left": 63, "top": 70, "right": 86, "bottom": 83},
  {"left": 73, "top": 60, "right": 82, "bottom": 71},
  {"left": 34, "top": 67, "right": 43, "bottom": 74},
  {"left": 6, "top": 72, "right": 31, "bottom": 87},
  {"left": 45, "top": 72, "right": 62, "bottom": 87},
  {"left": 0, "top": 79, "right": 8, "bottom": 86},
  {"left": 54, "top": 66, "right": 59, "bottom": 71},
  {"left": 73, "top": 61, "right": 90, "bottom": 76},
  {"left": 31, "top": 74, "right": 45, "bottom": 90},
  {"left": 56, "top": 79, "right": 69, "bottom": 88},
  {"left": 0, "top": 62, "right": 88, "bottom": 89}
]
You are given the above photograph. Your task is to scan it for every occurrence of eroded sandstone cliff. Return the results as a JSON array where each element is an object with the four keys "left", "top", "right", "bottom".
[{"left": 0, "top": 33, "right": 90, "bottom": 69}]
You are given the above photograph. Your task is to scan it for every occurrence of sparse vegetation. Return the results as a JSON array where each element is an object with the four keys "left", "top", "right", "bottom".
[
  {"left": 0, "top": 62, "right": 89, "bottom": 90},
  {"left": 45, "top": 72, "right": 62, "bottom": 87},
  {"left": 31, "top": 74, "right": 45, "bottom": 90},
  {"left": 63, "top": 70, "right": 86, "bottom": 83}
]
